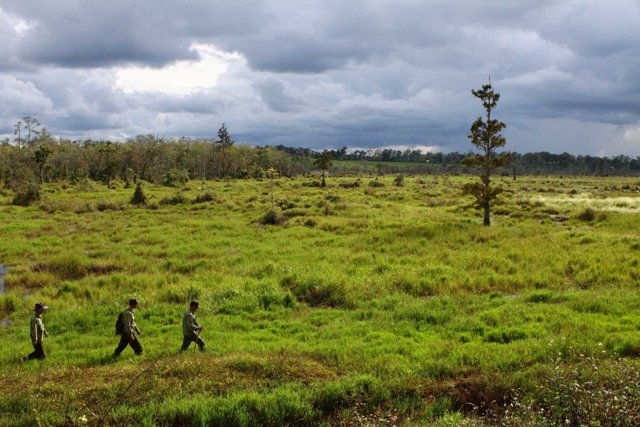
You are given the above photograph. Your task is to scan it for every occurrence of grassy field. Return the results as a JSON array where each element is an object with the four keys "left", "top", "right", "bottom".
[{"left": 1, "top": 174, "right": 640, "bottom": 426}]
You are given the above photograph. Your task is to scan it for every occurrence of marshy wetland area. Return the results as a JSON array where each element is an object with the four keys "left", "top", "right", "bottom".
[{"left": 1, "top": 174, "right": 640, "bottom": 426}]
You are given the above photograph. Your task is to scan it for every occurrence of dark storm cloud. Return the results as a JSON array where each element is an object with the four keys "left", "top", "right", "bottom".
[
  {"left": 2, "top": 0, "right": 265, "bottom": 68},
  {"left": 252, "top": 77, "right": 302, "bottom": 112},
  {"left": 4, "top": 3, "right": 188, "bottom": 68},
  {"left": 227, "top": 1, "right": 460, "bottom": 74}
]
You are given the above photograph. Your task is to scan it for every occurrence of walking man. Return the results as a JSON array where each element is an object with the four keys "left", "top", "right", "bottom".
[
  {"left": 181, "top": 300, "right": 205, "bottom": 351},
  {"left": 25, "top": 302, "right": 49, "bottom": 360},
  {"left": 113, "top": 299, "right": 143, "bottom": 357}
]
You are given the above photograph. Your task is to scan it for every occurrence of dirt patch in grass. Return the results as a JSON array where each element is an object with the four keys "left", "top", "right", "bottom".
[{"left": 434, "top": 374, "right": 512, "bottom": 416}]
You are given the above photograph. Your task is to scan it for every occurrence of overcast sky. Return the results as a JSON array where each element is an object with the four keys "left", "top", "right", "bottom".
[{"left": 1, "top": 0, "right": 640, "bottom": 156}]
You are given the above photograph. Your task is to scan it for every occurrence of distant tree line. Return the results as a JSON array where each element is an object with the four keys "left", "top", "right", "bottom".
[
  {"left": 322, "top": 147, "right": 640, "bottom": 176},
  {"left": 2, "top": 118, "right": 640, "bottom": 194}
]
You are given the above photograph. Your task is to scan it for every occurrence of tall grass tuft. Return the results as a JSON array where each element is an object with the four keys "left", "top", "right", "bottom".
[
  {"left": 154, "top": 386, "right": 320, "bottom": 427},
  {"left": 4, "top": 270, "right": 58, "bottom": 289},
  {"left": 281, "top": 275, "right": 354, "bottom": 308},
  {"left": 576, "top": 206, "right": 608, "bottom": 222},
  {"left": 312, "top": 375, "right": 390, "bottom": 415},
  {"left": 33, "top": 254, "right": 88, "bottom": 280},
  {"left": 0, "top": 294, "right": 20, "bottom": 313}
]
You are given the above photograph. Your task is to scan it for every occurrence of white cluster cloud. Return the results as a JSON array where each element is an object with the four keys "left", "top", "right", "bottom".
[{"left": 1, "top": 0, "right": 640, "bottom": 155}]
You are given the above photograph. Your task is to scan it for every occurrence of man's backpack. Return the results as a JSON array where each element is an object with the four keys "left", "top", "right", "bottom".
[{"left": 115, "top": 311, "right": 125, "bottom": 335}]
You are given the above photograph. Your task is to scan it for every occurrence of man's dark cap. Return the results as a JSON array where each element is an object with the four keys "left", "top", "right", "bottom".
[
  {"left": 129, "top": 298, "right": 138, "bottom": 306},
  {"left": 35, "top": 302, "right": 48, "bottom": 311},
  {"left": 190, "top": 300, "right": 199, "bottom": 307}
]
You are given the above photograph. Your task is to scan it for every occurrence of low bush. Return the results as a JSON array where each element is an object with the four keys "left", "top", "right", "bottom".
[
  {"left": 12, "top": 183, "right": 41, "bottom": 206},
  {"left": 576, "top": 207, "right": 608, "bottom": 222},
  {"left": 339, "top": 181, "right": 361, "bottom": 189},
  {"left": 576, "top": 207, "right": 596, "bottom": 221},
  {"left": 260, "top": 208, "right": 286, "bottom": 225}
]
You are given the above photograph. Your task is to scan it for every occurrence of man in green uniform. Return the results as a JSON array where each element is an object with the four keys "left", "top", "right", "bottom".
[
  {"left": 25, "top": 302, "right": 49, "bottom": 360},
  {"left": 181, "top": 300, "right": 205, "bottom": 351},
  {"left": 113, "top": 298, "right": 143, "bottom": 357}
]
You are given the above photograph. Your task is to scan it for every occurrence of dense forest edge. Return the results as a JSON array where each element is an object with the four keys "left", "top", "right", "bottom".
[{"left": 3, "top": 118, "right": 640, "bottom": 198}]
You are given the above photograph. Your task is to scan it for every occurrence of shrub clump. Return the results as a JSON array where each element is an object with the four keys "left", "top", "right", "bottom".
[
  {"left": 577, "top": 207, "right": 596, "bottom": 221},
  {"left": 576, "top": 207, "right": 607, "bottom": 222},
  {"left": 260, "top": 208, "right": 286, "bottom": 225},
  {"left": 339, "top": 181, "right": 361, "bottom": 189},
  {"left": 130, "top": 183, "right": 147, "bottom": 206},
  {"left": 12, "top": 183, "right": 41, "bottom": 206}
]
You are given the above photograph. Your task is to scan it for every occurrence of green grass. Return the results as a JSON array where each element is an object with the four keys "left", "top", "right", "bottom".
[{"left": 1, "top": 175, "right": 640, "bottom": 425}]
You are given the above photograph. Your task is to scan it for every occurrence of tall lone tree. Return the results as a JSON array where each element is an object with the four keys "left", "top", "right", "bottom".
[
  {"left": 216, "top": 123, "right": 234, "bottom": 178},
  {"left": 313, "top": 150, "right": 333, "bottom": 188},
  {"left": 463, "top": 83, "right": 509, "bottom": 226}
]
